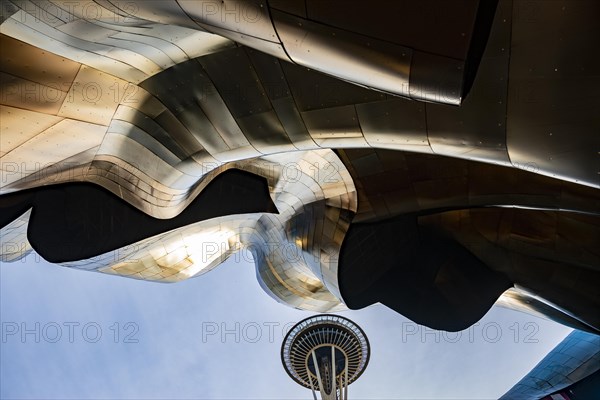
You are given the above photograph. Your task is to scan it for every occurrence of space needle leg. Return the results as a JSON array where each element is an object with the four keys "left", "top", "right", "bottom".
[
  {"left": 311, "top": 350, "right": 325, "bottom": 398},
  {"left": 344, "top": 360, "right": 348, "bottom": 400},
  {"left": 309, "top": 382, "right": 318, "bottom": 400},
  {"left": 331, "top": 346, "right": 337, "bottom": 399}
]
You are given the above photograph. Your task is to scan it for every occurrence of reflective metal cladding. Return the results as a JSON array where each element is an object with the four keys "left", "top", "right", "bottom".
[{"left": 1, "top": 0, "right": 599, "bottom": 345}]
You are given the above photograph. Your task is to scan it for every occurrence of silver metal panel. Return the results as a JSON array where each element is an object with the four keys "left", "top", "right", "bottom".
[
  {"left": 138, "top": 60, "right": 232, "bottom": 156},
  {"left": 268, "top": 0, "right": 305, "bottom": 18},
  {"left": 95, "top": 134, "right": 183, "bottom": 185},
  {"left": 87, "top": 157, "right": 182, "bottom": 200},
  {"left": 425, "top": 1, "right": 512, "bottom": 163},
  {"left": 56, "top": 18, "right": 119, "bottom": 42},
  {"left": 304, "top": 0, "right": 477, "bottom": 60},
  {"left": 177, "top": 0, "right": 279, "bottom": 42},
  {"left": 104, "top": 24, "right": 236, "bottom": 61},
  {"left": 108, "top": 0, "right": 201, "bottom": 30},
  {"left": 189, "top": 63, "right": 254, "bottom": 151},
  {"left": 54, "top": 19, "right": 163, "bottom": 76},
  {"left": 419, "top": 206, "right": 600, "bottom": 331},
  {"left": 171, "top": 106, "right": 232, "bottom": 157},
  {"left": 408, "top": 51, "right": 464, "bottom": 105},
  {"left": 245, "top": 47, "right": 316, "bottom": 150},
  {"left": 112, "top": 105, "right": 189, "bottom": 160},
  {"left": 152, "top": 109, "right": 206, "bottom": 157},
  {"left": 356, "top": 99, "right": 431, "bottom": 153},
  {"left": 120, "top": 26, "right": 235, "bottom": 60},
  {"left": 236, "top": 111, "right": 295, "bottom": 154},
  {"left": 98, "top": 36, "right": 175, "bottom": 71},
  {"left": 84, "top": 156, "right": 189, "bottom": 217},
  {"left": 93, "top": 0, "right": 137, "bottom": 20},
  {"left": 10, "top": 0, "right": 71, "bottom": 27},
  {"left": 105, "top": 119, "right": 182, "bottom": 167},
  {"left": 0, "top": 0, "right": 19, "bottom": 24},
  {"left": 342, "top": 148, "right": 600, "bottom": 221},
  {"left": 506, "top": 0, "right": 600, "bottom": 188},
  {"left": 496, "top": 288, "right": 597, "bottom": 333},
  {"left": 110, "top": 31, "right": 188, "bottom": 64},
  {"left": 281, "top": 58, "right": 386, "bottom": 112},
  {"left": 301, "top": 105, "right": 366, "bottom": 148},
  {"left": 269, "top": 96, "right": 317, "bottom": 150},
  {"left": 196, "top": 47, "right": 272, "bottom": 119},
  {"left": 0, "top": 209, "right": 32, "bottom": 262},
  {"left": 192, "top": 21, "right": 289, "bottom": 60},
  {"left": 272, "top": 9, "right": 413, "bottom": 99},
  {"left": 499, "top": 330, "right": 600, "bottom": 400},
  {"left": 49, "top": 0, "right": 129, "bottom": 24}
]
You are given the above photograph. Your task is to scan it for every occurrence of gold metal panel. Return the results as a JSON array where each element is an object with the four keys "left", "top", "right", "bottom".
[
  {"left": 0, "top": 72, "right": 68, "bottom": 115},
  {"left": 0, "top": 33, "right": 81, "bottom": 86},
  {"left": 0, "top": 106, "right": 64, "bottom": 156},
  {"left": 57, "top": 65, "right": 128, "bottom": 126},
  {"left": 1, "top": 118, "right": 105, "bottom": 187}
]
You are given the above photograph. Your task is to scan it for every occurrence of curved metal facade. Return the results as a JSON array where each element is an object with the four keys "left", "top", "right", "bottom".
[
  {"left": 1, "top": 1, "right": 599, "bottom": 334},
  {"left": 500, "top": 330, "right": 600, "bottom": 400}
]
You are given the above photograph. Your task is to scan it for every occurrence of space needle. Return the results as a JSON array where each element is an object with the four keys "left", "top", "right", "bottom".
[{"left": 281, "top": 315, "right": 370, "bottom": 400}]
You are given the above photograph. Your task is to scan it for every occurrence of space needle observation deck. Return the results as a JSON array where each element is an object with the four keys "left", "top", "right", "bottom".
[{"left": 281, "top": 314, "right": 370, "bottom": 400}]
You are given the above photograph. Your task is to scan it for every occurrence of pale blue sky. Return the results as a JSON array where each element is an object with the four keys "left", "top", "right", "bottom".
[{"left": 1, "top": 252, "right": 572, "bottom": 399}]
